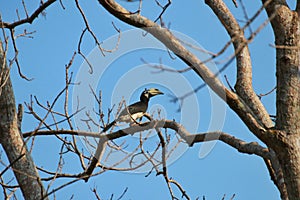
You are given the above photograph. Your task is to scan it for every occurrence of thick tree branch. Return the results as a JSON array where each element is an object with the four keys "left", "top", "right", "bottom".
[
  {"left": 23, "top": 119, "right": 272, "bottom": 160},
  {"left": 0, "top": 41, "right": 48, "bottom": 200},
  {"left": 205, "top": 0, "right": 274, "bottom": 129},
  {"left": 264, "top": 150, "right": 288, "bottom": 200},
  {"left": 97, "top": 0, "right": 272, "bottom": 143},
  {"left": 262, "top": 1, "right": 300, "bottom": 199}
]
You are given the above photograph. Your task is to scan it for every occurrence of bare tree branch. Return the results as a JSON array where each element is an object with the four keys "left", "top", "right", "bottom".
[
  {"left": 23, "top": 118, "right": 271, "bottom": 199},
  {"left": 9, "top": 29, "right": 32, "bottom": 80},
  {"left": 262, "top": 1, "right": 300, "bottom": 198},
  {"left": 23, "top": 119, "right": 272, "bottom": 160},
  {"left": 75, "top": 0, "right": 105, "bottom": 59},
  {"left": 154, "top": 0, "right": 172, "bottom": 23},
  {"left": 205, "top": 0, "right": 273, "bottom": 129},
  {"left": 0, "top": 0, "right": 57, "bottom": 29},
  {"left": 155, "top": 126, "right": 190, "bottom": 200},
  {"left": 83, "top": 137, "right": 107, "bottom": 182},
  {"left": 0, "top": 40, "right": 49, "bottom": 200},
  {"left": 97, "top": 0, "right": 273, "bottom": 144},
  {"left": 1, "top": 0, "right": 299, "bottom": 199}
]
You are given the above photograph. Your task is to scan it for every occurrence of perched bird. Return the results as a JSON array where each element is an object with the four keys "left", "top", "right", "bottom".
[{"left": 102, "top": 88, "right": 164, "bottom": 132}]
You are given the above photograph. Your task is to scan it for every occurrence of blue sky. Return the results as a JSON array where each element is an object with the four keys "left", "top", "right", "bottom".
[{"left": 1, "top": 0, "right": 297, "bottom": 199}]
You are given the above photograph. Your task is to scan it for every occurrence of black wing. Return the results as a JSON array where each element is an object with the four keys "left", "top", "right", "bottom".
[{"left": 118, "top": 101, "right": 148, "bottom": 117}]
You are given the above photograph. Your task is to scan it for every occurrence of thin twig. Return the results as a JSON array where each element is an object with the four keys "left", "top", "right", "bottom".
[
  {"left": 9, "top": 29, "right": 32, "bottom": 80},
  {"left": 64, "top": 52, "right": 77, "bottom": 130},
  {"left": 257, "top": 86, "right": 276, "bottom": 99},
  {"left": 75, "top": 0, "right": 105, "bottom": 57},
  {"left": 154, "top": 0, "right": 172, "bottom": 23},
  {"left": 77, "top": 28, "right": 93, "bottom": 73},
  {"left": 224, "top": 75, "right": 235, "bottom": 92},
  {"left": 0, "top": 154, "right": 25, "bottom": 177},
  {"left": 1, "top": 0, "right": 56, "bottom": 29}
]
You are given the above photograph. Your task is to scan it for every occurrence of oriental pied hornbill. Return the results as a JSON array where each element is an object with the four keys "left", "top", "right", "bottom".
[{"left": 102, "top": 88, "right": 164, "bottom": 132}]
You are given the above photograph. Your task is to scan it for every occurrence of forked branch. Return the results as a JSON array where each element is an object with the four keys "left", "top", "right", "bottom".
[
  {"left": 1, "top": 0, "right": 57, "bottom": 29},
  {"left": 24, "top": 119, "right": 272, "bottom": 160},
  {"left": 98, "top": 0, "right": 270, "bottom": 143},
  {"left": 205, "top": 0, "right": 274, "bottom": 129}
]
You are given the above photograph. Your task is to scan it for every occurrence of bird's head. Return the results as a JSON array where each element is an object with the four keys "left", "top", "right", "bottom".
[{"left": 140, "top": 88, "right": 164, "bottom": 102}]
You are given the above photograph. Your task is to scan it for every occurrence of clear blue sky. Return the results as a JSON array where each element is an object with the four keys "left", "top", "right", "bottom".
[{"left": 1, "top": 0, "right": 296, "bottom": 199}]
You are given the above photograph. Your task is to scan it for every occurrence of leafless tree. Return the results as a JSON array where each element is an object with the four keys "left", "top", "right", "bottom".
[{"left": 0, "top": 0, "right": 299, "bottom": 199}]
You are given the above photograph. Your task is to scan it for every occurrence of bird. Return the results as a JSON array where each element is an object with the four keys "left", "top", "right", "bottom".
[{"left": 102, "top": 88, "right": 164, "bottom": 133}]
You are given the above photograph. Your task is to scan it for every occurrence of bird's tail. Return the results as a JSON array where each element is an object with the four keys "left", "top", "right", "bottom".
[{"left": 101, "top": 120, "right": 116, "bottom": 133}]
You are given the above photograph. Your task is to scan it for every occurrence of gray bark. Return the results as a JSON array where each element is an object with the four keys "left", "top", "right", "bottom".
[{"left": 0, "top": 42, "right": 48, "bottom": 200}]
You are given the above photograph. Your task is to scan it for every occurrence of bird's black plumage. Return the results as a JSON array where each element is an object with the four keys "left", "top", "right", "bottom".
[{"left": 102, "top": 88, "right": 163, "bottom": 132}]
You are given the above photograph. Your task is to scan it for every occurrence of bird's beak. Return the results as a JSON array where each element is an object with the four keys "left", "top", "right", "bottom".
[{"left": 148, "top": 88, "right": 164, "bottom": 96}]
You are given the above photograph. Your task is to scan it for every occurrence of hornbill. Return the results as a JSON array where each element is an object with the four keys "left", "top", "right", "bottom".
[{"left": 102, "top": 88, "right": 164, "bottom": 132}]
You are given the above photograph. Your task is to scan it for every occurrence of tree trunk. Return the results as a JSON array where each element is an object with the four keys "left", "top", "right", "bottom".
[
  {"left": 0, "top": 42, "right": 48, "bottom": 200},
  {"left": 263, "top": 2, "right": 300, "bottom": 199}
]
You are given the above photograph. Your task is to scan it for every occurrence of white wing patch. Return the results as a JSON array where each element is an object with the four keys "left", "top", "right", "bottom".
[{"left": 118, "top": 112, "right": 144, "bottom": 123}]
